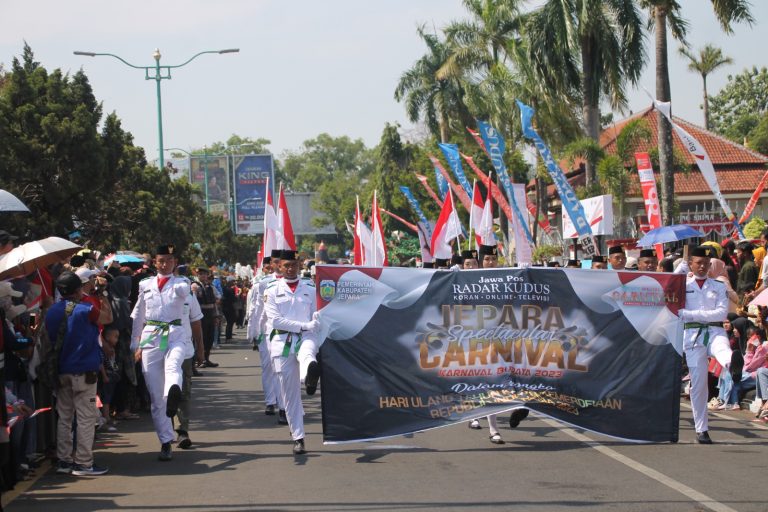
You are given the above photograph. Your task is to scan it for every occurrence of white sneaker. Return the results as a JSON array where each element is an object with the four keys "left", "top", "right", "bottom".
[{"left": 707, "top": 398, "right": 724, "bottom": 410}]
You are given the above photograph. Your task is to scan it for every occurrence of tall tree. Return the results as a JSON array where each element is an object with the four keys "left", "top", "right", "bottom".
[
  {"left": 708, "top": 66, "right": 768, "bottom": 143},
  {"left": 394, "top": 26, "right": 471, "bottom": 142},
  {"left": 281, "top": 134, "right": 375, "bottom": 243},
  {"left": 639, "top": 0, "right": 753, "bottom": 226},
  {"left": 678, "top": 44, "right": 732, "bottom": 130},
  {"left": 528, "top": 0, "right": 645, "bottom": 189}
]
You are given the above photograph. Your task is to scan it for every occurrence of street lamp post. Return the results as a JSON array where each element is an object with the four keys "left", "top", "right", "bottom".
[{"left": 74, "top": 48, "right": 239, "bottom": 170}]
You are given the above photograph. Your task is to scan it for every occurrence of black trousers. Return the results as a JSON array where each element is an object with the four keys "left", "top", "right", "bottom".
[{"left": 201, "top": 314, "right": 216, "bottom": 360}]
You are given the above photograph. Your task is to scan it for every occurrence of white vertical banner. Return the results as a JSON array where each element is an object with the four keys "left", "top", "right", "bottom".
[{"left": 511, "top": 184, "right": 533, "bottom": 265}]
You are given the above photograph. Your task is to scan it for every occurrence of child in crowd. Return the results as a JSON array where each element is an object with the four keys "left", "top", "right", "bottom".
[{"left": 98, "top": 327, "right": 121, "bottom": 432}]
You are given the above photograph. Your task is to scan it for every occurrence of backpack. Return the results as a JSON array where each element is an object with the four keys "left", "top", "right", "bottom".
[{"left": 36, "top": 301, "right": 76, "bottom": 390}]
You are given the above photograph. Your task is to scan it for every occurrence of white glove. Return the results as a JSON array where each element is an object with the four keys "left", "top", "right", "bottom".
[{"left": 302, "top": 319, "right": 319, "bottom": 332}]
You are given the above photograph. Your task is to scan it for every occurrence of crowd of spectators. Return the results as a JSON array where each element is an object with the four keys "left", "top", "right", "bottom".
[{"left": 0, "top": 231, "right": 252, "bottom": 498}]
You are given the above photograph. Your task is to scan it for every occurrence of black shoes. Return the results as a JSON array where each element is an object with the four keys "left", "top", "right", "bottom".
[
  {"left": 159, "top": 442, "right": 172, "bottom": 461},
  {"left": 278, "top": 409, "right": 288, "bottom": 425},
  {"left": 696, "top": 431, "right": 713, "bottom": 444},
  {"left": 192, "top": 368, "right": 203, "bottom": 377},
  {"left": 203, "top": 360, "right": 219, "bottom": 368},
  {"left": 509, "top": 408, "right": 530, "bottom": 429},
  {"left": 293, "top": 438, "right": 306, "bottom": 455},
  {"left": 177, "top": 430, "right": 192, "bottom": 449},
  {"left": 265, "top": 404, "right": 276, "bottom": 416},
  {"left": 166, "top": 384, "right": 182, "bottom": 418},
  {"left": 305, "top": 361, "right": 320, "bottom": 396}
]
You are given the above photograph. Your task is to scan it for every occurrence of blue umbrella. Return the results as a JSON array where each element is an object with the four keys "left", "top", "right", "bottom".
[
  {"left": 103, "top": 253, "right": 145, "bottom": 267},
  {"left": 636, "top": 224, "right": 705, "bottom": 248}
]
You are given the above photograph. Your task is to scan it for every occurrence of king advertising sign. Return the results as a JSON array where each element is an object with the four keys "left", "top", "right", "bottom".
[{"left": 315, "top": 266, "right": 685, "bottom": 444}]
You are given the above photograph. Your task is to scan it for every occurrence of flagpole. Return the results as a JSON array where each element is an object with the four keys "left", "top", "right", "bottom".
[{"left": 469, "top": 178, "right": 476, "bottom": 252}]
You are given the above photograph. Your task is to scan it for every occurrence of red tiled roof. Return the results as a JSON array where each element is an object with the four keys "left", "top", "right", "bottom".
[
  {"left": 601, "top": 106, "right": 767, "bottom": 166},
  {"left": 536, "top": 108, "right": 768, "bottom": 200}
]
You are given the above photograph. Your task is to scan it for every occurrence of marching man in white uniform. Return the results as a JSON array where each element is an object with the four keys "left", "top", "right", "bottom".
[
  {"left": 131, "top": 244, "right": 191, "bottom": 460},
  {"left": 678, "top": 245, "right": 742, "bottom": 444},
  {"left": 264, "top": 250, "right": 320, "bottom": 454},
  {"left": 246, "top": 253, "right": 283, "bottom": 417}
]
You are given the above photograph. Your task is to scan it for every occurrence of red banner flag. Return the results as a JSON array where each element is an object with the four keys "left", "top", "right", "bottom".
[{"left": 635, "top": 152, "right": 663, "bottom": 259}]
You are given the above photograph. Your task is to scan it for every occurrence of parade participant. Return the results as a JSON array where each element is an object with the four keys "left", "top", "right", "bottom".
[
  {"left": 608, "top": 246, "right": 626, "bottom": 270},
  {"left": 461, "top": 250, "right": 479, "bottom": 269},
  {"left": 637, "top": 249, "right": 659, "bottom": 272},
  {"left": 678, "top": 245, "right": 743, "bottom": 444},
  {"left": 175, "top": 265, "right": 205, "bottom": 450},
  {"left": 264, "top": 250, "right": 320, "bottom": 454},
  {"left": 434, "top": 258, "right": 451, "bottom": 269},
  {"left": 565, "top": 259, "right": 581, "bottom": 269},
  {"left": 192, "top": 268, "right": 219, "bottom": 368},
  {"left": 46, "top": 271, "right": 112, "bottom": 476},
  {"left": 130, "top": 245, "right": 190, "bottom": 461},
  {"left": 469, "top": 243, "right": 513, "bottom": 441},
  {"left": 591, "top": 255, "right": 607, "bottom": 270},
  {"left": 246, "top": 256, "right": 283, "bottom": 416}
]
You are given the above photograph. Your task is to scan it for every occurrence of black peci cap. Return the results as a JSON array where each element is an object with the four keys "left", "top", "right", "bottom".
[
  {"left": 608, "top": 245, "right": 625, "bottom": 255},
  {"left": 478, "top": 244, "right": 498, "bottom": 257},
  {"left": 279, "top": 250, "right": 298, "bottom": 261},
  {"left": 450, "top": 254, "right": 464, "bottom": 266},
  {"left": 591, "top": 255, "right": 606, "bottom": 263},
  {"left": 271, "top": 249, "right": 282, "bottom": 259},
  {"left": 638, "top": 249, "right": 657, "bottom": 258},
  {"left": 690, "top": 245, "right": 714, "bottom": 258},
  {"left": 156, "top": 244, "right": 176, "bottom": 256}
]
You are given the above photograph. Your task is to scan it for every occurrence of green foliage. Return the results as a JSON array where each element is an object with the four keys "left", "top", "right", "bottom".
[
  {"left": 746, "top": 113, "right": 768, "bottom": 155},
  {"left": 744, "top": 217, "right": 767, "bottom": 239},
  {"left": 532, "top": 244, "right": 562, "bottom": 264},
  {"left": 709, "top": 67, "right": 768, "bottom": 141},
  {"left": 0, "top": 45, "right": 265, "bottom": 267},
  {"left": 387, "top": 232, "right": 421, "bottom": 265},
  {"left": 280, "top": 133, "right": 374, "bottom": 245}
]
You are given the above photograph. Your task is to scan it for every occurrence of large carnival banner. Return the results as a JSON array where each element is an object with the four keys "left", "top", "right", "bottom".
[
  {"left": 190, "top": 156, "right": 231, "bottom": 220},
  {"left": 316, "top": 266, "right": 685, "bottom": 443},
  {"left": 232, "top": 154, "right": 273, "bottom": 235}
]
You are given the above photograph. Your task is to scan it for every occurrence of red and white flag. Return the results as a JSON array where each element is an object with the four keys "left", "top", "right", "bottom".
[
  {"left": 431, "top": 189, "right": 463, "bottom": 260},
  {"left": 370, "top": 190, "right": 388, "bottom": 266},
  {"left": 353, "top": 195, "right": 372, "bottom": 265},
  {"left": 276, "top": 183, "right": 296, "bottom": 250},
  {"left": 260, "top": 177, "right": 280, "bottom": 261},
  {"left": 469, "top": 180, "right": 485, "bottom": 248},
  {"left": 479, "top": 173, "right": 497, "bottom": 246}
]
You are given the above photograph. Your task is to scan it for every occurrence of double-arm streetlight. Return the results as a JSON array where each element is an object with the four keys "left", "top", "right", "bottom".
[{"left": 73, "top": 48, "right": 239, "bottom": 170}]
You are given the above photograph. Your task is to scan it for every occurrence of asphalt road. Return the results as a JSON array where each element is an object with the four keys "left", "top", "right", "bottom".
[{"left": 6, "top": 328, "right": 767, "bottom": 512}]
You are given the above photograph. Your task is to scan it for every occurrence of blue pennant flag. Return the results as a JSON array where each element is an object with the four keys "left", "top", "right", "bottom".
[
  {"left": 431, "top": 162, "right": 449, "bottom": 200},
  {"left": 399, "top": 186, "right": 433, "bottom": 240},
  {"left": 516, "top": 101, "right": 597, "bottom": 256},
  {"left": 438, "top": 143, "right": 473, "bottom": 198},
  {"left": 475, "top": 120, "right": 535, "bottom": 245}
]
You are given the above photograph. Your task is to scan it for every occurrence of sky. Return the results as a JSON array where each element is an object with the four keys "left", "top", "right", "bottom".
[{"left": 1, "top": 0, "right": 766, "bottom": 163}]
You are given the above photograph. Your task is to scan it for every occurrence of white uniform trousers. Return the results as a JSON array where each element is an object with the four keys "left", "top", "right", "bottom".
[
  {"left": 297, "top": 338, "right": 319, "bottom": 382},
  {"left": 142, "top": 343, "right": 186, "bottom": 444},
  {"left": 273, "top": 354, "right": 304, "bottom": 441},
  {"left": 685, "top": 332, "right": 732, "bottom": 434},
  {"left": 258, "top": 338, "right": 282, "bottom": 408}
]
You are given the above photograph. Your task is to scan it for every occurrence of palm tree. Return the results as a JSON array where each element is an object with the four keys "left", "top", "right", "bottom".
[
  {"left": 678, "top": 44, "right": 732, "bottom": 130},
  {"left": 526, "top": 0, "right": 645, "bottom": 188},
  {"left": 639, "top": 0, "right": 753, "bottom": 226},
  {"left": 394, "top": 26, "right": 471, "bottom": 143}
]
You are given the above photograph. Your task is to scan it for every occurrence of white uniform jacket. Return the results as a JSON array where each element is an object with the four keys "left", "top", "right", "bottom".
[
  {"left": 130, "top": 275, "right": 191, "bottom": 351},
  {"left": 264, "top": 278, "right": 316, "bottom": 358},
  {"left": 679, "top": 276, "right": 728, "bottom": 350},
  {"left": 180, "top": 292, "right": 204, "bottom": 359},
  {"left": 246, "top": 274, "right": 274, "bottom": 340}
]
